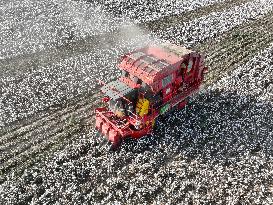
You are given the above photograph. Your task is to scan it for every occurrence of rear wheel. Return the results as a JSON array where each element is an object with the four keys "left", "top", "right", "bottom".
[
  {"left": 94, "top": 131, "right": 104, "bottom": 147},
  {"left": 109, "top": 136, "right": 122, "bottom": 151},
  {"left": 152, "top": 117, "right": 162, "bottom": 132}
]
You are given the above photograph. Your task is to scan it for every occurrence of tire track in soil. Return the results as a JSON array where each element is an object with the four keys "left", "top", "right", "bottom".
[
  {"left": 0, "top": 0, "right": 251, "bottom": 78},
  {"left": 0, "top": 95, "right": 101, "bottom": 177},
  {"left": 140, "top": 0, "right": 251, "bottom": 32},
  {"left": 0, "top": 94, "right": 96, "bottom": 136},
  {"left": 1, "top": 4, "right": 273, "bottom": 181},
  {"left": 0, "top": 93, "right": 100, "bottom": 144},
  {"left": 0, "top": 103, "right": 92, "bottom": 163},
  {"left": 0, "top": 96, "right": 93, "bottom": 145},
  {"left": 197, "top": 11, "right": 273, "bottom": 85}
]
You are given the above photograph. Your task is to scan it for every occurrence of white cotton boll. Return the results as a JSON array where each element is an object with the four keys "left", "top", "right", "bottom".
[{"left": 158, "top": 0, "right": 273, "bottom": 46}]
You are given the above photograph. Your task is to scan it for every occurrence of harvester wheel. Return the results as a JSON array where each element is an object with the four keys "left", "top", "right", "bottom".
[
  {"left": 152, "top": 117, "right": 161, "bottom": 132},
  {"left": 152, "top": 119, "right": 156, "bottom": 127},
  {"left": 95, "top": 131, "right": 102, "bottom": 138},
  {"left": 110, "top": 136, "right": 122, "bottom": 151},
  {"left": 94, "top": 131, "right": 102, "bottom": 146},
  {"left": 94, "top": 131, "right": 108, "bottom": 148}
]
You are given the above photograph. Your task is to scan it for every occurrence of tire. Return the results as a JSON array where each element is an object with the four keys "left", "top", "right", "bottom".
[{"left": 109, "top": 136, "right": 122, "bottom": 151}]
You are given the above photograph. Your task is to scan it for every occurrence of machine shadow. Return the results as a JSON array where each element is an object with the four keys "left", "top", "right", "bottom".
[{"left": 121, "top": 88, "right": 273, "bottom": 163}]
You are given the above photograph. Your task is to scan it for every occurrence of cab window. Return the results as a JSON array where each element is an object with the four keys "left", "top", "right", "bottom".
[
  {"left": 162, "top": 75, "right": 172, "bottom": 88},
  {"left": 121, "top": 70, "right": 129, "bottom": 77},
  {"left": 181, "top": 62, "right": 187, "bottom": 69},
  {"left": 187, "top": 60, "right": 193, "bottom": 73}
]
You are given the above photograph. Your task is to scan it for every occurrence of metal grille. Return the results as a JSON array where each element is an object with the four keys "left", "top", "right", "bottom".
[{"left": 101, "top": 80, "right": 134, "bottom": 100}]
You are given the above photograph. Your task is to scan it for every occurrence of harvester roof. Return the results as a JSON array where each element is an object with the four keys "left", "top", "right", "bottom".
[
  {"left": 101, "top": 80, "right": 134, "bottom": 100},
  {"left": 118, "top": 42, "right": 194, "bottom": 85}
]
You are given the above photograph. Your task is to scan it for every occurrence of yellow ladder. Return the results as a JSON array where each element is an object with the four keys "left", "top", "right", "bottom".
[{"left": 136, "top": 98, "right": 149, "bottom": 117}]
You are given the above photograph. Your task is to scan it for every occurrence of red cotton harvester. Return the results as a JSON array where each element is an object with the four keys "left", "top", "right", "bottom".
[{"left": 95, "top": 42, "right": 208, "bottom": 150}]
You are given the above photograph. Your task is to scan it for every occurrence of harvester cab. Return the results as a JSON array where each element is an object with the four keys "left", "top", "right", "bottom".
[{"left": 95, "top": 42, "right": 208, "bottom": 150}]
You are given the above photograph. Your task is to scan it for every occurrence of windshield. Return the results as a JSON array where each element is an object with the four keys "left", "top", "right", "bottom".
[{"left": 108, "top": 98, "right": 134, "bottom": 117}]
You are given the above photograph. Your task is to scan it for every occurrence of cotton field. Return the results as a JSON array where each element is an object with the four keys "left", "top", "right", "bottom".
[{"left": 0, "top": 0, "right": 273, "bottom": 204}]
